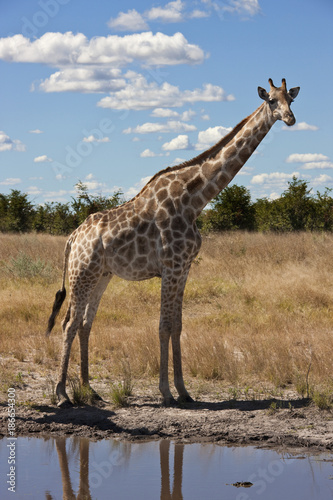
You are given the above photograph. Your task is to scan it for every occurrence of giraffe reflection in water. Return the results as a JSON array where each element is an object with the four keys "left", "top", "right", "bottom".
[{"left": 47, "top": 438, "right": 184, "bottom": 500}]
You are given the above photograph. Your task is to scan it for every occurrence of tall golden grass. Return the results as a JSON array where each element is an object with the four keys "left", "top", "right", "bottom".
[{"left": 1, "top": 232, "right": 333, "bottom": 400}]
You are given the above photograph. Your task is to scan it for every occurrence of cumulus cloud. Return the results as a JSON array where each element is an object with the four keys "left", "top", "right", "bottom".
[
  {"left": 302, "top": 161, "right": 333, "bottom": 170},
  {"left": 83, "top": 135, "right": 110, "bottom": 143},
  {"left": 251, "top": 171, "right": 300, "bottom": 185},
  {"left": 29, "top": 129, "right": 43, "bottom": 134},
  {"left": 146, "top": 0, "right": 184, "bottom": 22},
  {"left": 99, "top": 73, "right": 232, "bottom": 110},
  {"left": 0, "top": 31, "right": 205, "bottom": 68},
  {"left": 286, "top": 153, "right": 329, "bottom": 163},
  {"left": 223, "top": 0, "right": 261, "bottom": 17},
  {"left": 162, "top": 134, "right": 191, "bottom": 150},
  {"left": 108, "top": 9, "right": 149, "bottom": 31},
  {"left": 39, "top": 67, "right": 126, "bottom": 93},
  {"left": 140, "top": 149, "right": 166, "bottom": 157},
  {"left": 34, "top": 155, "right": 52, "bottom": 162},
  {"left": 0, "top": 178, "right": 21, "bottom": 185},
  {"left": 313, "top": 174, "right": 332, "bottom": 184},
  {"left": 151, "top": 108, "right": 180, "bottom": 118},
  {"left": 124, "top": 120, "right": 196, "bottom": 134},
  {"left": 195, "top": 125, "right": 232, "bottom": 150},
  {"left": 282, "top": 121, "right": 318, "bottom": 131},
  {"left": 0, "top": 131, "right": 25, "bottom": 152}
]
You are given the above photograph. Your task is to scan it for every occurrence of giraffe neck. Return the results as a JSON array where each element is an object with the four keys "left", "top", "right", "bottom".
[{"left": 183, "top": 102, "right": 276, "bottom": 217}]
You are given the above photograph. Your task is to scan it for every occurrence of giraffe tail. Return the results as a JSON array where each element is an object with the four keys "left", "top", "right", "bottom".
[{"left": 45, "top": 235, "right": 72, "bottom": 336}]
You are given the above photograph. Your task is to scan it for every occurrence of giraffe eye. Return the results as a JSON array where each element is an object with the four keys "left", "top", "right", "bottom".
[{"left": 269, "top": 99, "right": 277, "bottom": 105}]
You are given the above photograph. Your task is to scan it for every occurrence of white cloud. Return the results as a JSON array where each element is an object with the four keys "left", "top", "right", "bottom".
[
  {"left": 286, "top": 153, "right": 329, "bottom": 163},
  {"left": 0, "top": 131, "right": 25, "bottom": 152},
  {"left": 108, "top": 9, "right": 149, "bottom": 31},
  {"left": 189, "top": 9, "right": 210, "bottom": 18},
  {"left": 195, "top": 125, "right": 232, "bottom": 150},
  {"left": 99, "top": 73, "right": 232, "bottom": 110},
  {"left": 27, "top": 186, "right": 42, "bottom": 196},
  {"left": 140, "top": 149, "right": 164, "bottom": 157},
  {"left": 151, "top": 108, "right": 180, "bottom": 118},
  {"left": 0, "top": 178, "right": 21, "bottom": 185},
  {"left": 34, "top": 154, "right": 52, "bottom": 162},
  {"left": 282, "top": 121, "right": 318, "bottom": 131},
  {"left": 146, "top": 0, "right": 185, "bottom": 22},
  {"left": 39, "top": 67, "right": 126, "bottom": 93},
  {"left": 181, "top": 109, "right": 196, "bottom": 121},
  {"left": 162, "top": 134, "right": 191, "bottom": 151},
  {"left": 0, "top": 31, "right": 205, "bottom": 68},
  {"left": 29, "top": 129, "right": 43, "bottom": 134},
  {"left": 313, "top": 174, "right": 332, "bottom": 185},
  {"left": 302, "top": 161, "right": 333, "bottom": 170},
  {"left": 251, "top": 171, "right": 300, "bottom": 185},
  {"left": 126, "top": 176, "right": 152, "bottom": 198},
  {"left": 83, "top": 135, "right": 110, "bottom": 143},
  {"left": 124, "top": 120, "right": 196, "bottom": 134},
  {"left": 223, "top": 0, "right": 261, "bottom": 17},
  {"left": 43, "top": 189, "right": 69, "bottom": 202}
]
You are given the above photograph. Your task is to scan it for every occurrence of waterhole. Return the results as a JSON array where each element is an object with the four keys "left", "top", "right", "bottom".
[{"left": 0, "top": 437, "right": 332, "bottom": 499}]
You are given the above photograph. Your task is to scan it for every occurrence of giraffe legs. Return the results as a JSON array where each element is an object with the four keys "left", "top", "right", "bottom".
[
  {"left": 56, "top": 273, "right": 112, "bottom": 407},
  {"left": 78, "top": 273, "right": 112, "bottom": 398},
  {"left": 159, "top": 269, "right": 193, "bottom": 406}
]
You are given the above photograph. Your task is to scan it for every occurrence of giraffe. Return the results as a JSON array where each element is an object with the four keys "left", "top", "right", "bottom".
[{"left": 46, "top": 78, "right": 300, "bottom": 407}]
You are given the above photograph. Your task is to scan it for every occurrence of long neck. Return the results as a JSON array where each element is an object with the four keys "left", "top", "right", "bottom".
[{"left": 182, "top": 102, "right": 276, "bottom": 217}]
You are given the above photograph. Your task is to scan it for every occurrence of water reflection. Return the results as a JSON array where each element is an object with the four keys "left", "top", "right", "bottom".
[
  {"left": 55, "top": 437, "right": 91, "bottom": 500},
  {"left": 0, "top": 436, "right": 332, "bottom": 499},
  {"left": 51, "top": 437, "right": 184, "bottom": 500},
  {"left": 160, "top": 440, "right": 183, "bottom": 500}
]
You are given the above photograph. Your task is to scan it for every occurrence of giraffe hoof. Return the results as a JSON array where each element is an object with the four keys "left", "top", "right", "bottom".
[
  {"left": 178, "top": 395, "right": 195, "bottom": 404},
  {"left": 163, "top": 396, "right": 177, "bottom": 407},
  {"left": 57, "top": 398, "right": 73, "bottom": 408}
]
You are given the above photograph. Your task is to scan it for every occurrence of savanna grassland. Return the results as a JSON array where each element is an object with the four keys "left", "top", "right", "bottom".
[{"left": 1, "top": 231, "right": 333, "bottom": 408}]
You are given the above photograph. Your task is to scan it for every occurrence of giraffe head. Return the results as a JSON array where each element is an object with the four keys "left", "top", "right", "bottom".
[{"left": 258, "top": 78, "right": 300, "bottom": 126}]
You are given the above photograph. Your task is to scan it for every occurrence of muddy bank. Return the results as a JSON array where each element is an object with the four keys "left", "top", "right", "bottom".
[{"left": 1, "top": 379, "right": 332, "bottom": 451}]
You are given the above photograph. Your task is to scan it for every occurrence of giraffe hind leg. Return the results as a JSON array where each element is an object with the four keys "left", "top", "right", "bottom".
[{"left": 77, "top": 273, "right": 112, "bottom": 401}]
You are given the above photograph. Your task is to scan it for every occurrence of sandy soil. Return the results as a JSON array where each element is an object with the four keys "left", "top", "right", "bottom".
[{"left": 1, "top": 365, "right": 332, "bottom": 451}]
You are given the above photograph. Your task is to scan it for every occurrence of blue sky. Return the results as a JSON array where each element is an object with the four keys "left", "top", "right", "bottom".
[{"left": 1, "top": 0, "right": 332, "bottom": 204}]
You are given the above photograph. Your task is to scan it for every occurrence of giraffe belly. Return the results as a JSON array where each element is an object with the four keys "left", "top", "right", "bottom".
[{"left": 104, "top": 240, "right": 162, "bottom": 281}]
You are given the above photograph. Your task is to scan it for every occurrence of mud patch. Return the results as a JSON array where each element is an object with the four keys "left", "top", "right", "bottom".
[{"left": 1, "top": 375, "right": 332, "bottom": 450}]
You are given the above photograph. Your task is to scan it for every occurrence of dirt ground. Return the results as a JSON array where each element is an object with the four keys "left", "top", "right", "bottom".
[{"left": 1, "top": 364, "right": 332, "bottom": 451}]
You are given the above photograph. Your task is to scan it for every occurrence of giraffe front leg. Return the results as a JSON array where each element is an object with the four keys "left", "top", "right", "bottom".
[
  {"left": 171, "top": 271, "right": 193, "bottom": 403},
  {"left": 159, "top": 325, "right": 177, "bottom": 406},
  {"left": 78, "top": 273, "right": 112, "bottom": 403}
]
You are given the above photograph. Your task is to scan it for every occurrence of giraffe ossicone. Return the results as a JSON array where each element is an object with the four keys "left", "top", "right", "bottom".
[{"left": 46, "top": 78, "right": 300, "bottom": 407}]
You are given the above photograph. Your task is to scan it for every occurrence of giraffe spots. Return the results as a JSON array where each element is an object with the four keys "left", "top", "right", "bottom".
[
  {"left": 187, "top": 175, "right": 205, "bottom": 195},
  {"left": 202, "top": 161, "right": 213, "bottom": 179},
  {"left": 137, "top": 236, "right": 149, "bottom": 255},
  {"left": 182, "top": 207, "right": 195, "bottom": 223},
  {"left": 180, "top": 192, "right": 190, "bottom": 205},
  {"left": 238, "top": 148, "right": 251, "bottom": 163},
  {"left": 162, "top": 198, "right": 176, "bottom": 216},
  {"left": 122, "top": 241, "right": 135, "bottom": 261},
  {"left": 156, "top": 188, "right": 168, "bottom": 203},
  {"left": 191, "top": 194, "right": 204, "bottom": 211},
  {"left": 171, "top": 216, "right": 187, "bottom": 233},
  {"left": 202, "top": 182, "right": 217, "bottom": 200},
  {"left": 223, "top": 145, "right": 237, "bottom": 161},
  {"left": 137, "top": 221, "right": 149, "bottom": 234},
  {"left": 169, "top": 181, "right": 183, "bottom": 198},
  {"left": 216, "top": 171, "right": 232, "bottom": 190}
]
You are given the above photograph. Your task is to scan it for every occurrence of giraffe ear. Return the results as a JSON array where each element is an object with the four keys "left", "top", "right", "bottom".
[
  {"left": 258, "top": 87, "right": 269, "bottom": 101},
  {"left": 288, "top": 87, "right": 300, "bottom": 100}
]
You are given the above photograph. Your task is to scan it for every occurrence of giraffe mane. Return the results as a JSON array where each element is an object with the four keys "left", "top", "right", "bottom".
[{"left": 132, "top": 104, "right": 262, "bottom": 201}]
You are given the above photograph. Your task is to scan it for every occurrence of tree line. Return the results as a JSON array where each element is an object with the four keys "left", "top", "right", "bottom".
[{"left": 0, "top": 177, "right": 333, "bottom": 234}]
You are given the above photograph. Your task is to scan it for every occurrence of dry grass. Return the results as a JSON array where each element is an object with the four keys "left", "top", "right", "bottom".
[{"left": 0, "top": 232, "right": 333, "bottom": 404}]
